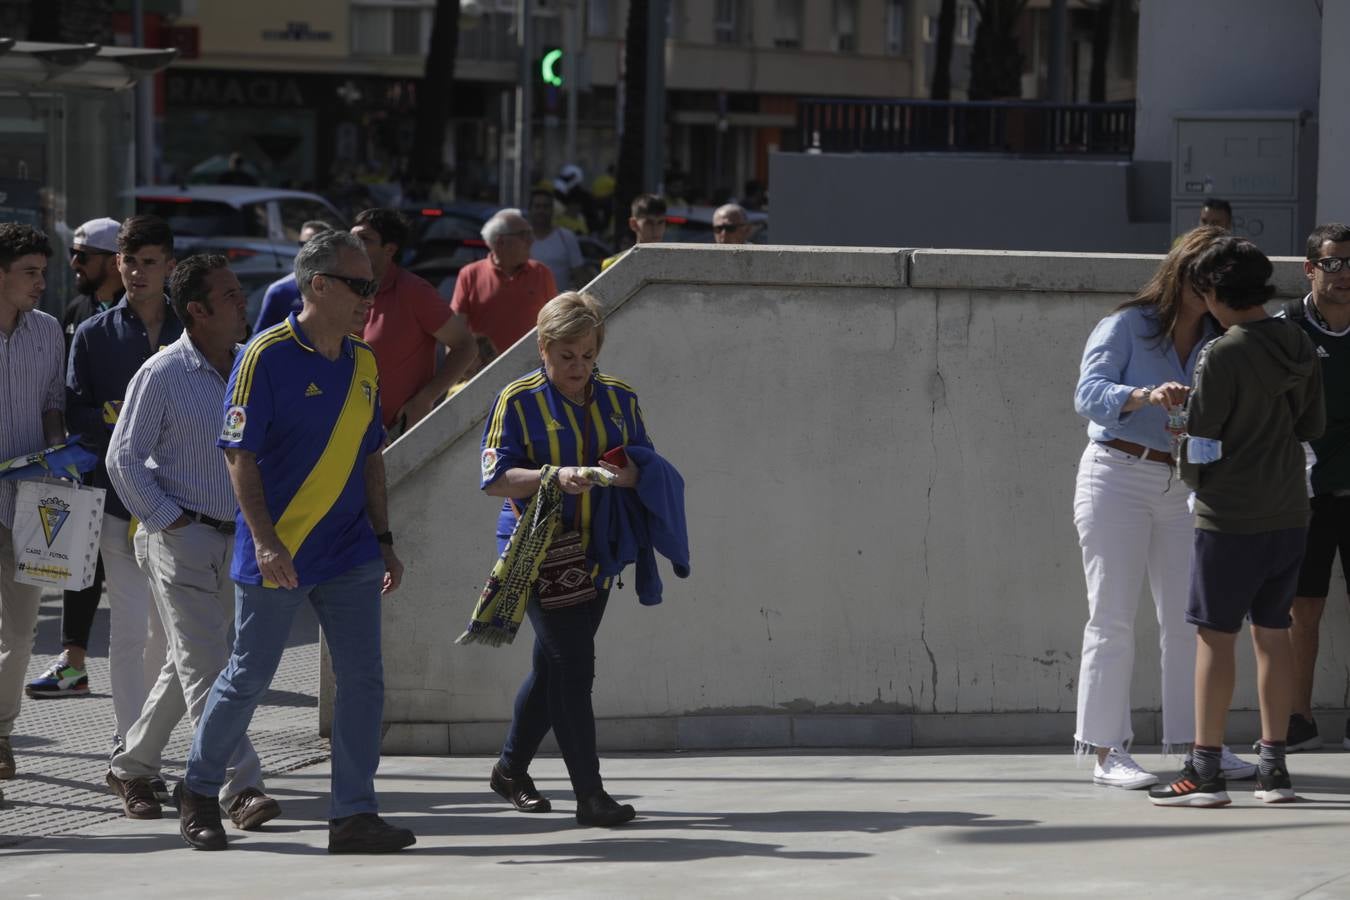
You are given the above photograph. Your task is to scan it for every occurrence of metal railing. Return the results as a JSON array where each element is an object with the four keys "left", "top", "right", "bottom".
[{"left": 798, "top": 98, "right": 1136, "bottom": 156}]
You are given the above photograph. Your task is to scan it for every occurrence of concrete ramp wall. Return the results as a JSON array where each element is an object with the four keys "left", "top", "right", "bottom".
[{"left": 342, "top": 244, "right": 1345, "bottom": 754}]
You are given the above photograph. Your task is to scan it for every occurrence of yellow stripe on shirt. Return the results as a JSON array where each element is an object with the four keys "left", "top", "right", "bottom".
[
  {"left": 534, "top": 391, "right": 561, "bottom": 465},
  {"left": 232, "top": 324, "right": 293, "bottom": 406},
  {"left": 268, "top": 346, "right": 379, "bottom": 586},
  {"left": 486, "top": 372, "right": 545, "bottom": 449}
]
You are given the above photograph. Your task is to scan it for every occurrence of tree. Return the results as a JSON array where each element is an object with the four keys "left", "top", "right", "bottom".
[
  {"left": 930, "top": 0, "right": 957, "bottom": 100},
  {"left": 968, "top": 0, "right": 1028, "bottom": 101},
  {"left": 613, "top": 0, "right": 649, "bottom": 247},
  {"left": 1088, "top": 0, "right": 1116, "bottom": 103},
  {"left": 412, "top": 0, "right": 462, "bottom": 182}
]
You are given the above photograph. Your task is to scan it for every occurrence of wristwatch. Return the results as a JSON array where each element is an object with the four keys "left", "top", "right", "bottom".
[
  {"left": 376, "top": 531, "right": 394, "bottom": 546},
  {"left": 1139, "top": 385, "right": 1157, "bottom": 405}
]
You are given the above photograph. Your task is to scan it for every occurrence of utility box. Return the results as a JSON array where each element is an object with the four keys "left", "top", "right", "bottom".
[{"left": 1171, "top": 110, "right": 1317, "bottom": 255}]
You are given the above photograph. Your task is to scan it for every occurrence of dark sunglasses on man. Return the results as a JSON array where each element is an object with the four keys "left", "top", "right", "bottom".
[
  {"left": 70, "top": 248, "right": 113, "bottom": 264},
  {"left": 1311, "top": 256, "right": 1350, "bottom": 274},
  {"left": 711, "top": 224, "right": 744, "bottom": 234},
  {"left": 315, "top": 272, "right": 379, "bottom": 298}
]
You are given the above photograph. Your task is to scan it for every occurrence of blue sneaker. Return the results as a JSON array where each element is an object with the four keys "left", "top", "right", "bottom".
[{"left": 25, "top": 653, "right": 89, "bottom": 698}]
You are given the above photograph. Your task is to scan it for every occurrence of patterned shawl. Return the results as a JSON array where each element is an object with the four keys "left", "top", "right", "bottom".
[{"left": 455, "top": 465, "right": 564, "bottom": 646}]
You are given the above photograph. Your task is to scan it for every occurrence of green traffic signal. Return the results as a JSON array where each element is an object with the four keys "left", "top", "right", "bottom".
[{"left": 541, "top": 48, "right": 563, "bottom": 87}]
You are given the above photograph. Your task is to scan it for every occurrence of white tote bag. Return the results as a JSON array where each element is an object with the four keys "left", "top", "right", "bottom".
[{"left": 11, "top": 479, "right": 106, "bottom": 590}]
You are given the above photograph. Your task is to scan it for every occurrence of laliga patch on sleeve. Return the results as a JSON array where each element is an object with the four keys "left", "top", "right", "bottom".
[
  {"left": 221, "top": 405, "right": 247, "bottom": 443},
  {"left": 481, "top": 447, "right": 499, "bottom": 479}
]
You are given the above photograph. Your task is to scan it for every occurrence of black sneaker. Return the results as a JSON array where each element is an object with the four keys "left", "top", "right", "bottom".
[
  {"left": 1254, "top": 765, "right": 1297, "bottom": 804},
  {"left": 1289, "top": 714, "right": 1323, "bottom": 752},
  {"left": 1147, "top": 763, "right": 1230, "bottom": 808}
]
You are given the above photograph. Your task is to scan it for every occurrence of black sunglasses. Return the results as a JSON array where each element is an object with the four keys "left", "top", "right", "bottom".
[
  {"left": 315, "top": 272, "right": 378, "bottom": 298},
  {"left": 70, "top": 248, "right": 113, "bottom": 264},
  {"left": 712, "top": 224, "right": 746, "bottom": 233},
  {"left": 1312, "top": 256, "right": 1350, "bottom": 274}
]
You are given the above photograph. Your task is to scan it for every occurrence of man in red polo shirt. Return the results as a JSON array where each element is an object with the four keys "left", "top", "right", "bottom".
[
  {"left": 352, "top": 208, "right": 476, "bottom": 431},
  {"left": 450, "top": 208, "right": 556, "bottom": 362}
]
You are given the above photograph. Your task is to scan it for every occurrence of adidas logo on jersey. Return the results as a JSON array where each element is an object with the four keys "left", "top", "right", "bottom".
[
  {"left": 305, "top": 382, "right": 323, "bottom": 397},
  {"left": 1317, "top": 345, "right": 1331, "bottom": 358}
]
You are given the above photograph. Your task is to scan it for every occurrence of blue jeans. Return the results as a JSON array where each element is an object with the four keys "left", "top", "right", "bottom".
[
  {"left": 500, "top": 588, "right": 610, "bottom": 798},
  {"left": 185, "top": 559, "right": 385, "bottom": 820}
]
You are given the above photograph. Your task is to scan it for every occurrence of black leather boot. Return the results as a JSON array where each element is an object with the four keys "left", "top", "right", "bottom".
[
  {"left": 491, "top": 763, "right": 553, "bottom": 813},
  {"left": 575, "top": 788, "right": 636, "bottom": 826},
  {"left": 177, "top": 783, "right": 227, "bottom": 850}
]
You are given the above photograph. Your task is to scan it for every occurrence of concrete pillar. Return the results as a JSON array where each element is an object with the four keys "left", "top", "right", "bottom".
[{"left": 1317, "top": 0, "right": 1350, "bottom": 223}]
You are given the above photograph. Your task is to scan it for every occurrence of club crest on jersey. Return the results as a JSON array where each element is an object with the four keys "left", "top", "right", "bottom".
[
  {"left": 220, "top": 405, "right": 246, "bottom": 442},
  {"left": 481, "top": 447, "right": 499, "bottom": 478}
]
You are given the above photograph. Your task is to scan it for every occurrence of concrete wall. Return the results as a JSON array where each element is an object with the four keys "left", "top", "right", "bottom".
[
  {"left": 769, "top": 152, "right": 1170, "bottom": 253},
  {"left": 1318, "top": 1, "right": 1350, "bottom": 223},
  {"left": 1133, "top": 0, "right": 1321, "bottom": 164},
  {"left": 356, "top": 245, "right": 1348, "bottom": 754}
]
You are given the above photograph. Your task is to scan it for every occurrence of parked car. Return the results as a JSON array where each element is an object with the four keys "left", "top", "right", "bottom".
[
  {"left": 134, "top": 185, "right": 346, "bottom": 321},
  {"left": 663, "top": 205, "right": 770, "bottom": 244}
]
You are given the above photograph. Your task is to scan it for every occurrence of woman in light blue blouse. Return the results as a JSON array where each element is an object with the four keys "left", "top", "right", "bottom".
[{"left": 1072, "top": 225, "right": 1255, "bottom": 789}]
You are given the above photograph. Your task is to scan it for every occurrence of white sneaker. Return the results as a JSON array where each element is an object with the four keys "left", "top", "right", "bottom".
[
  {"left": 1093, "top": 749, "right": 1159, "bottom": 789},
  {"left": 1219, "top": 745, "right": 1258, "bottom": 780}
]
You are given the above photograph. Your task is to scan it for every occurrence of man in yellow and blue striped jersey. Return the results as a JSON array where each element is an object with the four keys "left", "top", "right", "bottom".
[{"left": 178, "top": 230, "right": 415, "bottom": 855}]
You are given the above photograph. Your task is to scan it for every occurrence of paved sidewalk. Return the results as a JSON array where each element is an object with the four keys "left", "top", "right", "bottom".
[
  {"left": 5, "top": 749, "right": 1350, "bottom": 897},
  {"left": 0, "top": 590, "right": 328, "bottom": 847}
]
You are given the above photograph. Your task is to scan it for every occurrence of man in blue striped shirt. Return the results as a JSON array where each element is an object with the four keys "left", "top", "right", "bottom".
[
  {"left": 0, "top": 224, "right": 65, "bottom": 789},
  {"left": 105, "top": 254, "right": 281, "bottom": 830}
]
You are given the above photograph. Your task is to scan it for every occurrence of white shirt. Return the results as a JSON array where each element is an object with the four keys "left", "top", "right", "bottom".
[{"left": 531, "top": 227, "right": 583, "bottom": 291}]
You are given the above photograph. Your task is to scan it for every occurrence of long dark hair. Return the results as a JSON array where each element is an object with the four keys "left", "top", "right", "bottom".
[{"left": 1115, "top": 225, "right": 1226, "bottom": 343}]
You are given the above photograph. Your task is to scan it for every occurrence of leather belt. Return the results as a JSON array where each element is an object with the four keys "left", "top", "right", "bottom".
[
  {"left": 185, "top": 510, "right": 235, "bottom": 534},
  {"left": 1098, "top": 438, "right": 1174, "bottom": 466}
]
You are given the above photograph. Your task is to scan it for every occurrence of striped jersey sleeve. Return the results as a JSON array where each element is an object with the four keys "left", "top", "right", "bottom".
[{"left": 219, "top": 322, "right": 290, "bottom": 452}]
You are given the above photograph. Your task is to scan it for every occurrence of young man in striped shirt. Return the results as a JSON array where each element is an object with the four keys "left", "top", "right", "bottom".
[
  {"left": 104, "top": 254, "right": 280, "bottom": 829},
  {"left": 0, "top": 224, "right": 65, "bottom": 788}
]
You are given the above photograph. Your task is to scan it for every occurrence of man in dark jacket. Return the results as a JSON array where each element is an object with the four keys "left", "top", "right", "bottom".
[{"left": 1150, "top": 237, "right": 1324, "bottom": 809}]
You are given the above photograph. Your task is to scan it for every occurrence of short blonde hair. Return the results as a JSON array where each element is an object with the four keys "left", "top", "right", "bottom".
[{"left": 537, "top": 291, "right": 605, "bottom": 352}]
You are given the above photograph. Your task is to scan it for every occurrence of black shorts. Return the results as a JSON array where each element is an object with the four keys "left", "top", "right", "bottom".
[
  {"left": 1188, "top": 527, "right": 1307, "bottom": 633},
  {"left": 1295, "top": 495, "right": 1350, "bottom": 598}
]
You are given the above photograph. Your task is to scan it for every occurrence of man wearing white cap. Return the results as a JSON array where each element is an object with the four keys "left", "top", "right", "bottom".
[{"left": 26, "top": 217, "right": 124, "bottom": 702}]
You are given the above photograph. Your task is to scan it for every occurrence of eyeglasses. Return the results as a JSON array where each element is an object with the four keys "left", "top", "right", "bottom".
[
  {"left": 712, "top": 224, "right": 745, "bottom": 234},
  {"left": 70, "top": 248, "right": 112, "bottom": 264},
  {"left": 1312, "top": 256, "right": 1350, "bottom": 274},
  {"left": 314, "top": 272, "right": 378, "bottom": 298}
]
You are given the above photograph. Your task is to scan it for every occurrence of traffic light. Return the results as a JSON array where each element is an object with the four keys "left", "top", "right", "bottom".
[{"left": 540, "top": 48, "right": 563, "bottom": 87}]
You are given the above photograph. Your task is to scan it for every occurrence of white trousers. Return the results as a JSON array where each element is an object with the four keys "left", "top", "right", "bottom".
[
  {"left": 1073, "top": 442, "right": 1196, "bottom": 751},
  {"left": 0, "top": 524, "right": 42, "bottom": 737},
  {"left": 113, "top": 523, "right": 263, "bottom": 803},
  {"left": 101, "top": 513, "right": 167, "bottom": 741}
]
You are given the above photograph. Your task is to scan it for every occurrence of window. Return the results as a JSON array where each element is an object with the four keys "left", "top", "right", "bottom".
[
  {"left": 885, "top": 0, "right": 905, "bottom": 55},
  {"left": 278, "top": 199, "right": 339, "bottom": 242},
  {"left": 957, "top": 3, "right": 975, "bottom": 45},
  {"left": 773, "top": 0, "right": 803, "bottom": 49},
  {"left": 587, "top": 0, "right": 612, "bottom": 37},
  {"left": 350, "top": 1, "right": 434, "bottom": 56},
  {"left": 834, "top": 0, "right": 857, "bottom": 53},
  {"left": 714, "top": 0, "right": 741, "bottom": 44}
]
